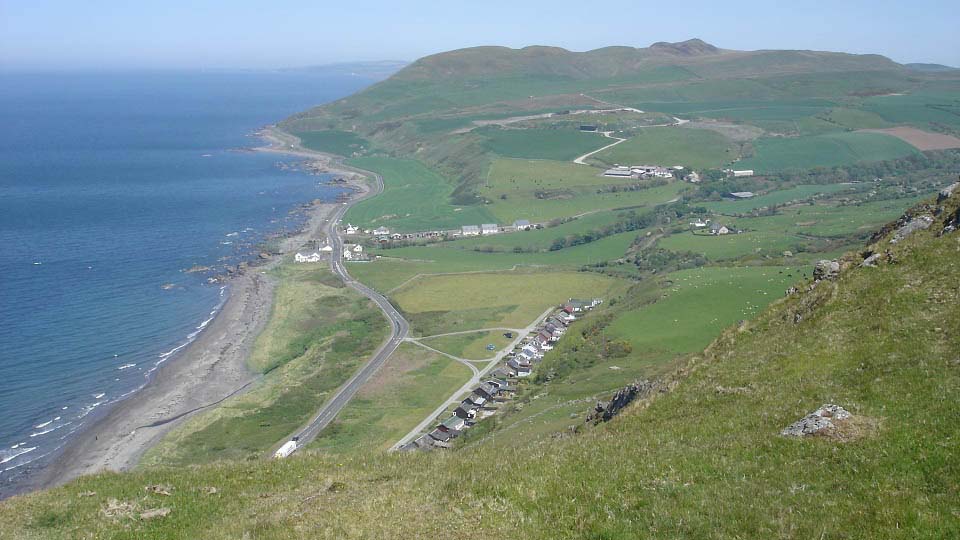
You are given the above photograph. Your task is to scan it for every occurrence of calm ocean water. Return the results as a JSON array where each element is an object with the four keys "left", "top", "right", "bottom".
[{"left": 0, "top": 70, "right": 368, "bottom": 492}]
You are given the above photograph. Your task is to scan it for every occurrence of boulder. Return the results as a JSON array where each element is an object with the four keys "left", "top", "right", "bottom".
[
  {"left": 937, "top": 181, "right": 958, "bottom": 203},
  {"left": 781, "top": 404, "right": 852, "bottom": 437},
  {"left": 890, "top": 215, "right": 933, "bottom": 243},
  {"left": 813, "top": 260, "right": 840, "bottom": 281}
]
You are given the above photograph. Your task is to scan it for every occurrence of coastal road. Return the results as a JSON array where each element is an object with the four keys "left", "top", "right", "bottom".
[{"left": 290, "top": 167, "right": 411, "bottom": 447}]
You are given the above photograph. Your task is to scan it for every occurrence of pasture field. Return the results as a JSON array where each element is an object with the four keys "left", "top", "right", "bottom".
[
  {"left": 728, "top": 196, "right": 926, "bottom": 238},
  {"left": 590, "top": 126, "right": 737, "bottom": 169},
  {"left": 863, "top": 88, "right": 960, "bottom": 131},
  {"left": 421, "top": 329, "right": 515, "bottom": 360},
  {"left": 309, "top": 343, "right": 472, "bottom": 452},
  {"left": 142, "top": 265, "right": 388, "bottom": 466},
  {"left": 738, "top": 131, "right": 920, "bottom": 172},
  {"left": 483, "top": 158, "right": 616, "bottom": 191},
  {"left": 295, "top": 130, "right": 370, "bottom": 156},
  {"left": 658, "top": 230, "right": 810, "bottom": 260},
  {"left": 479, "top": 128, "right": 612, "bottom": 161},
  {"left": 391, "top": 271, "right": 627, "bottom": 335},
  {"left": 702, "top": 184, "right": 853, "bottom": 214},
  {"left": 484, "top": 178, "right": 688, "bottom": 223},
  {"left": 606, "top": 266, "right": 805, "bottom": 353},
  {"left": 349, "top": 230, "right": 641, "bottom": 292},
  {"left": 818, "top": 107, "right": 892, "bottom": 130},
  {"left": 344, "top": 157, "right": 495, "bottom": 232}
]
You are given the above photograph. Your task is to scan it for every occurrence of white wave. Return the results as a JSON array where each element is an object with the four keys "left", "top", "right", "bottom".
[
  {"left": 29, "top": 422, "right": 70, "bottom": 437},
  {"left": 226, "top": 232, "right": 239, "bottom": 237},
  {"left": 93, "top": 392, "right": 105, "bottom": 399},
  {"left": 117, "top": 363, "right": 137, "bottom": 370},
  {"left": 0, "top": 446, "right": 36, "bottom": 465},
  {"left": 34, "top": 420, "right": 53, "bottom": 429}
]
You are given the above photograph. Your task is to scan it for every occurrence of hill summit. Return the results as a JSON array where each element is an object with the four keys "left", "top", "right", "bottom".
[{"left": 649, "top": 38, "right": 722, "bottom": 56}]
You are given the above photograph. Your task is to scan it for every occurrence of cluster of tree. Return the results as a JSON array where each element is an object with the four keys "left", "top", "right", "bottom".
[
  {"left": 594, "top": 178, "right": 669, "bottom": 194},
  {"left": 631, "top": 248, "right": 707, "bottom": 273}
]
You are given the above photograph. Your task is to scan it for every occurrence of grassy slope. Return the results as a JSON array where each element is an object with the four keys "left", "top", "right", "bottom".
[
  {"left": 738, "top": 131, "right": 920, "bottom": 172},
  {"left": 343, "top": 157, "right": 495, "bottom": 232},
  {"left": 591, "top": 126, "right": 738, "bottom": 169},
  {"left": 8, "top": 195, "right": 958, "bottom": 539},
  {"left": 480, "top": 128, "right": 612, "bottom": 161}
]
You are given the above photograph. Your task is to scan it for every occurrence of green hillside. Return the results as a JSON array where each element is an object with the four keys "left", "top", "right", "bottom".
[{"left": 3, "top": 185, "right": 958, "bottom": 539}]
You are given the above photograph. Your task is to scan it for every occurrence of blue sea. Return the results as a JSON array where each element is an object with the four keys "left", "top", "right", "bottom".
[{"left": 0, "top": 70, "right": 369, "bottom": 493}]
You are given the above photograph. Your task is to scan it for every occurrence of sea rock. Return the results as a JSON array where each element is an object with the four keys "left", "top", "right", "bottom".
[
  {"left": 890, "top": 215, "right": 933, "bottom": 243},
  {"left": 781, "top": 404, "right": 852, "bottom": 437},
  {"left": 185, "top": 265, "right": 211, "bottom": 274},
  {"left": 258, "top": 252, "right": 271, "bottom": 260},
  {"left": 813, "top": 260, "right": 840, "bottom": 281}
]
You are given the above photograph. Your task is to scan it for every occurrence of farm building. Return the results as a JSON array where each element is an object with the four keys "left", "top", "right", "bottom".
[
  {"left": 579, "top": 124, "right": 598, "bottom": 132},
  {"left": 294, "top": 252, "right": 322, "bottom": 263},
  {"left": 711, "top": 223, "right": 732, "bottom": 235},
  {"left": 461, "top": 225, "right": 481, "bottom": 236},
  {"left": 513, "top": 219, "right": 532, "bottom": 230},
  {"left": 481, "top": 224, "right": 500, "bottom": 235},
  {"left": 732, "top": 170, "right": 754, "bottom": 177},
  {"left": 729, "top": 191, "right": 755, "bottom": 199},
  {"left": 373, "top": 226, "right": 390, "bottom": 236}
]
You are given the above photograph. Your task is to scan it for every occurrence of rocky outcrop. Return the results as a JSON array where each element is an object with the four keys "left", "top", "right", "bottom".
[
  {"left": 585, "top": 380, "right": 664, "bottom": 424},
  {"left": 890, "top": 215, "right": 934, "bottom": 243},
  {"left": 813, "top": 260, "right": 840, "bottom": 281},
  {"left": 781, "top": 404, "right": 852, "bottom": 437},
  {"left": 937, "top": 182, "right": 958, "bottom": 204}
]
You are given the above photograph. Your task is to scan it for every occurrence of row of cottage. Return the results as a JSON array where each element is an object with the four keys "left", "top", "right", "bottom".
[
  {"left": 294, "top": 242, "right": 368, "bottom": 263},
  {"left": 342, "top": 219, "right": 537, "bottom": 242},
  {"left": 400, "top": 298, "right": 603, "bottom": 452}
]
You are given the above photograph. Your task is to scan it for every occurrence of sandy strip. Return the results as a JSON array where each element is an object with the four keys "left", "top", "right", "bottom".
[{"left": 33, "top": 128, "right": 369, "bottom": 491}]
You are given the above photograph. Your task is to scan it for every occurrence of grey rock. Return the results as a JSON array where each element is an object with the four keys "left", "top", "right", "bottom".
[
  {"left": 937, "top": 182, "right": 958, "bottom": 203},
  {"left": 813, "top": 260, "right": 840, "bottom": 281},
  {"left": 861, "top": 253, "right": 881, "bottom": 267},
  {"left": 890, "top": 215, "right": 933, "bottom": 243},
  {"left": 781, "top": 404, "right": 852, "bottom": 437}
]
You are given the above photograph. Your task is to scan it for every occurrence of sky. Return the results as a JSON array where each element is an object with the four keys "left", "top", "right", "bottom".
[{"left": 2, "top": 0, "right": 958, "bottom": 70}]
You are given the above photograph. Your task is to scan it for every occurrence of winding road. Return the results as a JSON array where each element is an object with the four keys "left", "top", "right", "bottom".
[{"left": 289, "top": 165, "right": 411, "bottom": 447}]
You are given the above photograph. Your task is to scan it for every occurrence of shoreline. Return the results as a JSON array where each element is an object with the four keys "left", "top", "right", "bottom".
[{"left": 26, "top": 127, "right": 370, "bottom": 495}]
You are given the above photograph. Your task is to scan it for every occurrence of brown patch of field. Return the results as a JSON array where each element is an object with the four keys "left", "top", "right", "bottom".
[
  {"left": 858, "top": 127, "right": 960, "bottom": 151},
  {"left": 355, "top": 344, "right": 422, "bottom": 397}
]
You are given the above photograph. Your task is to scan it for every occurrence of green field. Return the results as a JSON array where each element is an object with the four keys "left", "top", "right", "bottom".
[
  {"left": 863, "top": 88, "right": 960, "bottom": 130},
  {"left": 591, "top": 126, "right": 737, "bottom": 169},
  {"left": 296, "top": 130, "right": 370, "bottom": 156},
  {"left": 477, "top": 158, "right": 688, "bottom": 223},
  {"left": 141, "top": 264, "right": 388, "bottom": 466},
  {"left": 729, "top": 196, "right": 925, "bottom": 238},
  {"left": 658, "top": 230, "right": 809, "bottom": 260},
  {"left": 702, "top": 184, "right": 853, "bottom": 214},
  {"left": 421, "top": 329, "right": 515, "bottom": 360},
  {"left": 344, "top": 157, "right": 495, "bottom": 232},
  {"left": 737, "top": 131, "right": 920, "bottom": 172},
  {"left": 310, "top": 343, "right": 472, "bottom": 452},
  {"left": 480, "top": 127, "right": 611, "bottom": 161},
  {"left": 391, "top": 271, "right": 627, "bottom": 335},
  {"left": 607, "top": 266, "right": 805, "bottom": 353},
  {"left": 349, "top": 231, "right": 641, "bottom": 292}
]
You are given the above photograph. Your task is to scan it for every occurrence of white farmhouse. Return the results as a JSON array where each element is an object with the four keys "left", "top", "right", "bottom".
[
  {"left": 295, "top": 252, "right": 322, "bottom": 263},
  {"left": 481, "top": 223, "right": 500, "bottom": 235},
  {"left": 461, "top": 225, "right": 481, "bottom": 236}
]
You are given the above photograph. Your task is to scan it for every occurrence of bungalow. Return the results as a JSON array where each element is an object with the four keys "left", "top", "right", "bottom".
[
  {"left": 538, "top": 330, "right": 555, "bottom": 343},
  {"left": 373, "top": 226, "right": 390, "bottom": 236},
  {"left": 352, "top": 244, "right": 363, "bottom": 253},
  {"left": 507, "top": 358, "right": 532, "bottom": 377},
  {"left": 689, "top": 218, "right": 710, "bottom": 228},
  {"left": 343, "top": 248, "right": 354, "bottom": 260},
  {"left": 454, "top": 405, "right": 477, "bottom": 420},
  {"left": 491, "top": 366, "right": 515, "bottom": 379},
  {"left": 547, "top": 316, "right": 568, "bottom": 328},
  {"left": 513, "top": 219, "right": 532, "bottom": 230},
  {"left": 461, "top": 225, "right": 481, "bottom": 236},
  {"left": 561, "top": 305, "right": 575, "bottom": 315},
  {"left": 344, "top": 223, "right": 359, "bottom": 234},
  {"left": 685, "top": 171, "right": 701, "bottom": 183},
  {"left": 413, "top": 434, "right": 435, "bottom": 450},
  {"left": 711, "top": 223, "right": 731, "bottom": 236},
  {"left": 485, "top": 378, "right": 513, "bottom": 392},
  {"left": 569, "top": 298, "right": 602, "bottom": 311},
  {"left": 440, "top": 416, "right": 466, "bottom": 433},
  {"left": 481, "top": 223, "right": 500, "bottom": 235},
  {"left": 473, "top": 383, "right": 498, "bottom": 400},
  {"left": 429, "top": 428, "right": 454, "bottom": 443},
  {"left": 319, "top": 244, "right": 334, "bottom": 253},
  {"left": 294, "top": 252, "right": 322, "bottom": 263},
  {"left": 732, "top": 170, "right": 754, "bottom": 178},
  {"left": 464, "top": 394, "right": 487, "bottom": 408}
]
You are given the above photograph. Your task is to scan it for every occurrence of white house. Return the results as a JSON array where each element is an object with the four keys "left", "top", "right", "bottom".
[
  {"left": 481, "top": 224, "right": 499, "bottom": 235},
  {"left": 319, "top": 244, "right": 334, "bottom": 253},
  {"left": 295, "top": 252, "right": 322, "bottom": 263},
  {"left": 352, "top": 244, "right": 363, "bottom": 253},
  {"left": 711, "top": 223, "right": 731, "bottom": 235},
  {"left": 344, "top": 223, "right": 359, "bottom": 234},
  {"left": 461, "top": 225, "right": 481, "bottom": 236},
  {"left": 373, "top": 226, "right": 390, "bottom": 236},
  {"left": 732, "top": 170, "right": 754, "bottom": 178},
  {"left": 690, "top": 219, "right": 710, "bottom": 228},
  {"left": 513, "top": 219, "right": 532, "bottom": 230}
]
